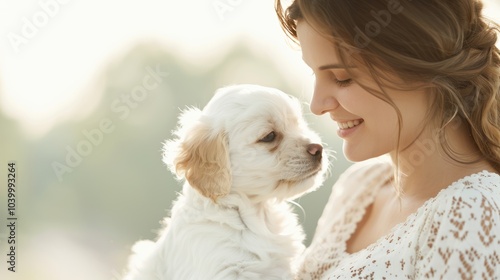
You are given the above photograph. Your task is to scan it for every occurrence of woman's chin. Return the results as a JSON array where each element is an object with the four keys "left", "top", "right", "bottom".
[{"left": 343, "top": 144, "right": 384, "bottom": 163}]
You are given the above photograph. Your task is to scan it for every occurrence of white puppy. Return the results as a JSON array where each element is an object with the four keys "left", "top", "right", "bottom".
[{"left": 124, "top": 84, "right": 327, "bottom": 280}]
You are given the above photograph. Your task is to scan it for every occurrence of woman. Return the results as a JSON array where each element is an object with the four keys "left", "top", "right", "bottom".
[{"left": 275, "top": 0, "right": 500, "bottom": 279}]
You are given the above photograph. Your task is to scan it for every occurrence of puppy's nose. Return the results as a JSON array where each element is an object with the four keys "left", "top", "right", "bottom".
[{"left": 307, "top": 143, "right": 323, "bottom": 161}]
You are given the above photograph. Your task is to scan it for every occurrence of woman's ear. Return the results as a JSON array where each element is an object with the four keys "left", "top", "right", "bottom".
[{"left": 163, "top": 108, "right": 231, "bottom": 202}]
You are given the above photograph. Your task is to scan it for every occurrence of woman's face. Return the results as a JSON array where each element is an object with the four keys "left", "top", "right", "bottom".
[{"left": 296, "top": 21, "right": 431, "bottom": 162}]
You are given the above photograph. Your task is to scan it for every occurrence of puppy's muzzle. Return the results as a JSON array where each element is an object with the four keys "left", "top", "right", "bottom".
[{"left": 307, "top": 143, "right": 323, "bottom": 162}]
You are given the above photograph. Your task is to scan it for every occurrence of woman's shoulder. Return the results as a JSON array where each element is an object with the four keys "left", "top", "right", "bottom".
[
  {"left": 433, "top": 170, "right": 500, "bottom": 210},
  {"left": 420, "top": 170, "right": 500, "bottom": 229},
  {"left": 415, "top": 171, "right": 500, "bottom": 277}
]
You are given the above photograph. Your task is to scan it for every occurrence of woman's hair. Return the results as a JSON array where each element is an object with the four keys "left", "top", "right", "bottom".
[{"left": 276, "top": 0, "right": 500, "bottom": 173}]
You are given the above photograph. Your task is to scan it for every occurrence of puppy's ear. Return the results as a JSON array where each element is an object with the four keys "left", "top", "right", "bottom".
[{"left": 164, "top": 108, "right": 231, "bottom": 202}]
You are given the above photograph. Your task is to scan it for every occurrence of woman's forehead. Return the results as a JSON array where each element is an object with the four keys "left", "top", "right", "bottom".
[{"left": 297, "top": 21, "right": 342, "bottom": 69}]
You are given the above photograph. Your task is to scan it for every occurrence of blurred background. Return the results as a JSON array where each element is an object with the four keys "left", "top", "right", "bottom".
[{"left": 0, "top": 0, "right": 498, "bottom": 279}]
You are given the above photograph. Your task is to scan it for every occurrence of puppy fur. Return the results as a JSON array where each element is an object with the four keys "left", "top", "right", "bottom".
[{"left": 123, "top": 84, "right": 327, "bottom": 280}]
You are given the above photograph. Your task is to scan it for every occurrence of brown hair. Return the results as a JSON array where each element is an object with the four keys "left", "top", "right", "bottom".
[{"left": 276, "top": 0, "right": 500, "bottom": 172}]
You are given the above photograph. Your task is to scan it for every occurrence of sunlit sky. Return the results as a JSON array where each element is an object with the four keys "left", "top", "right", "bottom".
[
  {"left": 0, "top": 0, "right": 499, "bottom": 137},
  {"left": 0, "top": 0, "right": 309, "bottom": 137}
]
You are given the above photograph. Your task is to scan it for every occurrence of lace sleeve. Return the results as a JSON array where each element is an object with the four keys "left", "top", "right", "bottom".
[{"left": 416, "top": 182, "right": 500, "bottom": 279}]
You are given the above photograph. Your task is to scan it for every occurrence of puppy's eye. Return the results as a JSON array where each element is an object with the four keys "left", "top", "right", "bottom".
[{"left": 259, "top": 131, "right": 276, "bottom": 143}]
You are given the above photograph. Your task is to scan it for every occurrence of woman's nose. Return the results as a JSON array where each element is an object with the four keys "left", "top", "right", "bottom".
[{"left": 310, "top": 83, "right": 339, "bottom": 115}]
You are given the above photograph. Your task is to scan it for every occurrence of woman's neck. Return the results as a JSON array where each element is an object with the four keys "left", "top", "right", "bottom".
[{"left": 390, "top": 118, "right": 495, "bottom": 199}]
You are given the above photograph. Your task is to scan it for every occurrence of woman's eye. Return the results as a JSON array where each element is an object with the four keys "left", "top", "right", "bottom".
[
  {"left": 335, "top": 78, "right": 353, "bottom": 87},
  {"left": 329, "top": 71, "right": 353, "bottom": 87},
  {"left": 259, "top": 131, "right": 276, "bottom": 143}
]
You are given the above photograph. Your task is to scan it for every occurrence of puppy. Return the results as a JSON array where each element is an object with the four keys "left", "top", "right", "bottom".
[{"left": 124, "top": 84, "right": 327, "bottom": 280}]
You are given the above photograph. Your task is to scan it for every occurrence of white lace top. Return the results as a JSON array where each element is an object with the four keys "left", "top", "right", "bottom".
[{"left": 298, "top": 157, "right": 500, "bottom": 280}]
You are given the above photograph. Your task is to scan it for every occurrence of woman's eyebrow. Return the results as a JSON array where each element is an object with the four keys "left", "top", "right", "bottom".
[{"left": 318, "top": 64, "right": 355, "bottom": 70}]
